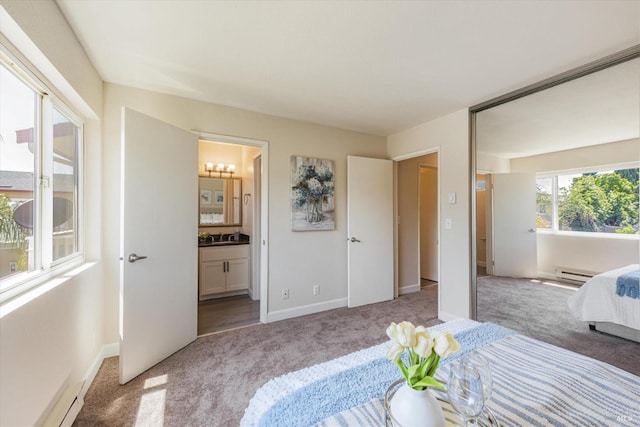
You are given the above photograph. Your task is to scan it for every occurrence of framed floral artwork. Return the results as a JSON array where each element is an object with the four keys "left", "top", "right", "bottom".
[{"left": 290, "top": 156, "right": 335, "bottom": 231}]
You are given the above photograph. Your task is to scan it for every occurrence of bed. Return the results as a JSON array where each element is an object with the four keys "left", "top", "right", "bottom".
[
  {"left": 241, "top": 319, "right": 640, "bottom": 426},
  {"left": 567, "top": 264, "right": 640, "bottom": 342}
]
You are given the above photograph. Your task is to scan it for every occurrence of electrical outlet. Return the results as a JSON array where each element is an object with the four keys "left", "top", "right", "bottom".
[
  {"left": 313, "top": 285, "right": 320, "bottom": 296},
  {"left": 282, "top": 288, "right": 289, "bottom": 299}
]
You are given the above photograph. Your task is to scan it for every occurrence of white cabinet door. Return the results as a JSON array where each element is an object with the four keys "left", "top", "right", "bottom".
[
  {"left": 226, "top": 258, "right": 249, "bottom": 291},
  {"left": 198, "top": 245, "right": 250, "bottom": 296},
  {"left": 200, "top": 261, "right": 226, "bottom": 295}
]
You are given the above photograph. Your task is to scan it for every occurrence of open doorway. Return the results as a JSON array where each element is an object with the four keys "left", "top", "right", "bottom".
[
  {"left": 196, "top": 137, "right": 266, "bottom": 335},
  {"left": 419, "top": 164, "right": 438, "bottom": 287},
  {"left": 476, "top": 173, "right": 490, "bottom": 277},
  {"left": 397, "top": 151, "right": 439, "bottom": 310}
]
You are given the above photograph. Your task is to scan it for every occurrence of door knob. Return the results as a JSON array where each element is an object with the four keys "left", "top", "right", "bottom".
[
  {"left": 349, "top": 237, "right": 361, "bottom": 243},
  {"left": 128, "top": 253, "right": 148, "bottom": 263},
  {"left": 528, "top": 228, "right": 536, "bottom": 233}
]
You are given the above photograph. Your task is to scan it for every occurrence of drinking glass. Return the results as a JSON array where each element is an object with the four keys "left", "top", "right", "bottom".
[
  {"left": 447, "top": 361, "right": 485, "bottom": 426},
  {"left": 462, "top": 352, "right": 493, "bottom": 402}
]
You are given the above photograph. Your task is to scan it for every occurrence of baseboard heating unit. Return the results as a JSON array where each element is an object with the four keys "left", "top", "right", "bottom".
[{"left": 555, "top": 266, "right": 596, "bottom": 283}]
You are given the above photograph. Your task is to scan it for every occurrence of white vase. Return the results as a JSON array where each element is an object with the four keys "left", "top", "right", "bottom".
[{"left": 389, "top": 382, "right": 446, "bottom": 427}]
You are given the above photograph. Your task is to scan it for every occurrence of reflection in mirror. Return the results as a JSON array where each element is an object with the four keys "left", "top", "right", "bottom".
[
  {"left": 471, "top": 50, "right": 639, "bottom": 328},
  {"left": 199, "top": 177, "right": 242, "bottom": 226}
]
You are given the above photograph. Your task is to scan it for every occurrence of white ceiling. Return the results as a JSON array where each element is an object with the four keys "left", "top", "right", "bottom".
[
  {"left": 56, "top": 0, "right": 640, "bottom": 137},
  {"left": 477, "top": 57, "right": 640, "bottom": 159}
]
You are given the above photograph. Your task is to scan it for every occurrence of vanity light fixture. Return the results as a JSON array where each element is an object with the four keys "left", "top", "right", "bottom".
[
  {"left": 204, "top": 162, "right": 215, "bottom": 177},
  {"left": 204, "top": 162, "right": 236, "bottom": 178}
]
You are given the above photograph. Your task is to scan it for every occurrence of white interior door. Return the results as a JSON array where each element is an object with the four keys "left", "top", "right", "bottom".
[
  {"left": 347, "top": 156, "right": 394, "bottom": 307},
  {"left": 419, "top": 166, "right": 438, "bottom": 282},
  {"left": 492, "top": 173, "right": 537, "bottom": 278},
  {"left": 120, "top": 107, "right": 198, "bottom": 384}
]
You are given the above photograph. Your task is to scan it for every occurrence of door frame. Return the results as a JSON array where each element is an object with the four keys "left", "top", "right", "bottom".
[
  {"left": 196, "top": 131, "right": 269, "bottom": 324},
  {"left": 391, "top": 147, "right": 441, "bottom": 317},
  {"left": 252, "top": 153, "right": 262, "bottom": 305}
]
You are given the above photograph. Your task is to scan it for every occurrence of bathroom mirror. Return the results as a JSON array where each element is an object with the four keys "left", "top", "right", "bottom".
[{"left": 199, "top": 177, "right": 242, "bottom": 226}]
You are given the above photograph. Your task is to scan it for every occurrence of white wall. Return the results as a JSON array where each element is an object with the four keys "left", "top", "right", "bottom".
[
  {"left": 537, "top": 233, "right": 639, "bottom": 277},
  {"left": 0, "top": 1, "right": 104, "bottom": 425},
  {"left": 388, "top": 109, "right": 471, "bottom": 321},
  {"left": 102, "top": 83, "right": 387, "bottom": 342},
  {"left": 477, "top": 151, "right": 510, "bottom": 173}
]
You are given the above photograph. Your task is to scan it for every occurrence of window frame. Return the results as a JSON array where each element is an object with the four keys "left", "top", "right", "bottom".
[
  {"left": 536, "top": 162, "right": 640, "bottom": 239},
  {"left": 0, "top": 46, "right": 84, "bottom": 302}
]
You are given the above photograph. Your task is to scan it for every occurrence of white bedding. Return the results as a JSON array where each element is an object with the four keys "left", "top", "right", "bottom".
[{"left": 567, "top": 263, "right": 640, "bottom": 330}]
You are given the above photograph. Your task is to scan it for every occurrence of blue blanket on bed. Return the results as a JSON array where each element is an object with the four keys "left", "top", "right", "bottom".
[
  {"left": 256, "top": 323, "right": 515, "bottom": 427},
  {"left": 616, "top": 270, "right": 640, "bottom": 299}
]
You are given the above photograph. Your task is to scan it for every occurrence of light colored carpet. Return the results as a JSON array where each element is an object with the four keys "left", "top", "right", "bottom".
[
  {"left": 477, "top": 275, "right": 639, "bottom": 376},
  {"left": 74, "top": 280, "right": 639, "bottom": 426},
  {"left": 74, "top": 287, "right": 440, "bottom": 426}
]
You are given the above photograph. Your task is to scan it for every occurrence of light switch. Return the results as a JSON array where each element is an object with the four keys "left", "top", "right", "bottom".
[
  {"left": 448, "top": 192, "right": 457, "bottom": 204},
  {"left": 445, "top": 218, "right": 452, "bottom": 229}
]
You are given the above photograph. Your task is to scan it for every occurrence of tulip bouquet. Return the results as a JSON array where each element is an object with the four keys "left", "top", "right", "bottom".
[{"left": 386, "top": 321, "right": 460, "bottom": 391}]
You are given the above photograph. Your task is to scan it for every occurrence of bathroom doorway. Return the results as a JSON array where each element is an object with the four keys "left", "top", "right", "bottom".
[{"left": 196, "top": 137, "right": 266, "bottom": 336}]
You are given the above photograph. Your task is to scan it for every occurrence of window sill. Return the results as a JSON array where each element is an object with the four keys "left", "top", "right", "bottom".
[
  {"left": 536, "top": 229, "right": 639, "bottom": 240},
  {"left": 0, "top": 259, "right": 95, "bottom": 315}
]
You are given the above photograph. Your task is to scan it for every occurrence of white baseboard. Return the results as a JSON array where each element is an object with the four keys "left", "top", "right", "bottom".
[
  {"left": 537, "top": 272, "right": 583, "bottom": 285},
  {"left": 438, "top": 310, "right": 463, "bottom": 323},
  {"left": 267, "top": 298, "right": 347, "bottom": 323},
  {"left": 399, "top": 283, "right": 420, "bottom": 295},
  {"left": 83, "top": 342, "right": 118, "bottom": 399},
  {"left": 59, "top": 394, "right": 83, "bottom": 427},
  {"left": 60, "top": 342, "right": 119, "bottom": 426},
  {"left": 537, "top": 272, "right": 557, "bottom": 281}
]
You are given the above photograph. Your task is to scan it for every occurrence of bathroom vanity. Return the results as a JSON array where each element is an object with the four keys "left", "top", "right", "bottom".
[{"left": 198, "top": 237, "right": 250, "bottom": 299}]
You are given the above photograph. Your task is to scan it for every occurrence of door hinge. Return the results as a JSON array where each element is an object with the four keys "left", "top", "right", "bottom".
[{"left": 40, "top": 176, "right": 50, "bottom": 188}]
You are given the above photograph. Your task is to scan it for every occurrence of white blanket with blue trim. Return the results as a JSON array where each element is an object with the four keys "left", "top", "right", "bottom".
[
  {"left": 241, "top": 319, "right": 640, "bottom": 427},
  {"left": 568, "top": 264, "right": 640, "bottom": 330}
]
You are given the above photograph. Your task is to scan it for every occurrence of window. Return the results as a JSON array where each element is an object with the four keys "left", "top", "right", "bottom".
[
  {"left": 536, "top": 177, "right": 553, "bottom": 230},
  {"left": 0, "top": 55, "right": 83, "bottom": 294},
  {"left": 537, "top": 167, "right": 639, "bottom": 235}
]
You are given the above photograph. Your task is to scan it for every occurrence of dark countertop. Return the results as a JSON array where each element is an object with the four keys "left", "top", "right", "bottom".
[
  {"left": 198, "top": 240, "right": 250, "bottom": 247},
  {"left": 198, "top": 232, "right": 250, "bottom": 247}
]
